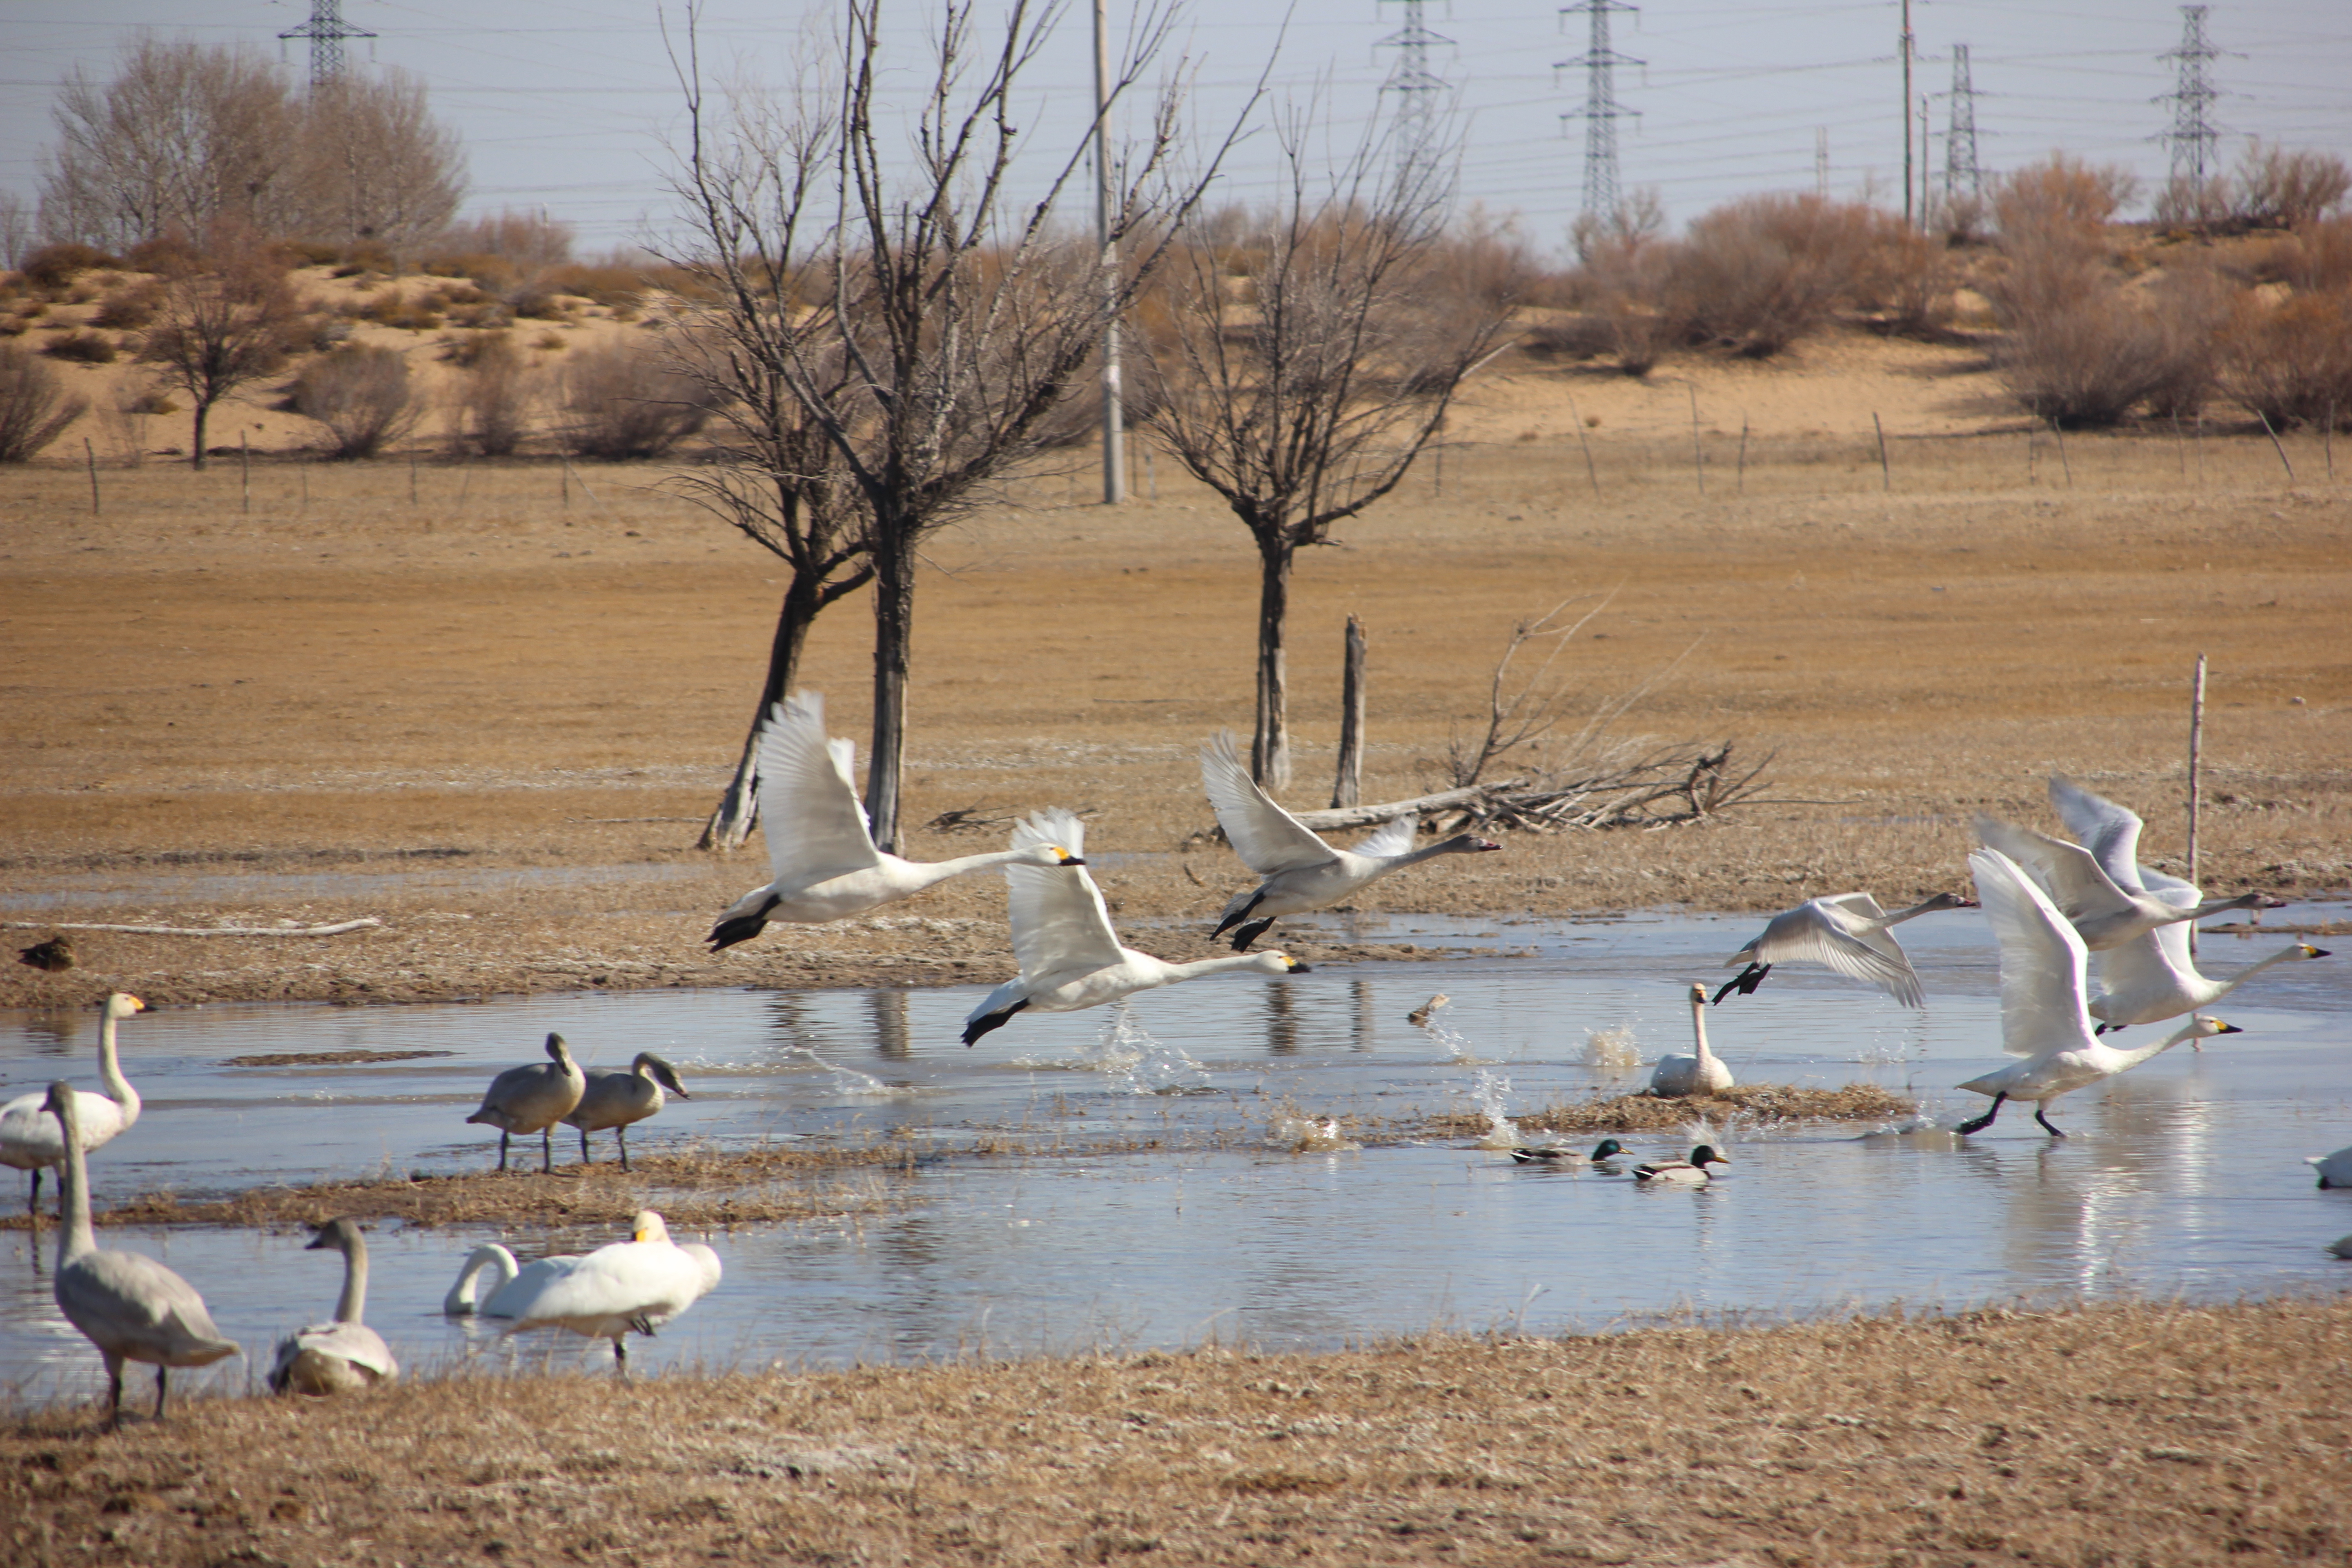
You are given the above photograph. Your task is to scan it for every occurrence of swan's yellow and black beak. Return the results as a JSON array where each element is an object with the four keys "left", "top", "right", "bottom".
[
  {"left": 2214, "top": 1022, "right": 2244, "bottom": 1035},
  {"left": 125, "top": 995, "right": 147, "bottom": 1012},
  {"left": 1284, "top": 956, "right": 1311, "bottom": 974},
  {"left": 1059, "top": 855, "right": 1086, "bottom": 867},
  {"left": 2304, "top": 945, "right": 2332, "bottom": 958}
]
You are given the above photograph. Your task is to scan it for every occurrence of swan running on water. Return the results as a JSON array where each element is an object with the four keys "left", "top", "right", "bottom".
[
  {"left": 1199, "top": 731, "right": 1499, "bottom": 951},
  {"left": 563, "top": 1052, "right": 691, "bottom": 1171},
  {"left": 466, "top": 1032, "right": 586, "bottom": 1173},
  {"left": 0, "top": 992, "right": 144, "bottom": 1227},
  {"left": 441, "top": 1211, "right": 721, "bottom": 1374},
  {"left": 964, "top": 807, "right": 1308, "bottom": 1046},
  {"left": 1953, "top": 848, "right": 2242, "bottom": 1138},
  {"left": 269, "top": 1217, "right": 397, "bottom": 1396},
  {"left": 1714, "top": 893, "right": 1974, "bottom": 1008},
  {"left": 707, "top": 692, "right": 1084, "bottom": 951},
  {"left": 1649, "top": 983, "right": 1736, "bottom": 1097},
  {"left": 44, "top": 1083, "right": 239, "bottom": 1426}
]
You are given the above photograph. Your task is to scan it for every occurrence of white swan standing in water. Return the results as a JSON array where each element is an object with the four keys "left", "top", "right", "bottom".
[
  {"left": 441, "top": 1212, "right": 720, "bottom": 1374},
  {"left": 707, "top": 692, "right": 1085, "bottom": 951},
  {"left": 563, "top": 1052, "right": 691, "bottom": 1171},
  {"left": 962, "top": 808, "right": 1308, "bottom": 1046},
  {"left": 268, "top": 1217, "right": 398, "bottom": 1396},
  {"left": 1713, "top": 893, "right": 1974, "bottom": 1007},
  {"left": 44, "top": 1083, "right": 240, "bottom": 1426},
  {"left": 1649, "top": 983, "right": 1736, "bottom": 1097},
  {"left": 466, "top": 1032, "right": 586, "bottom": 1173},
  {"left": 1953, "top": 848, "right": 2242, "bottom": 1138},
  {"left": 0, "top": 992, "right": 144, "bottom": 1226},
  {"left": 1200, "top": 731, "right": 1500, "bottom": 951}
]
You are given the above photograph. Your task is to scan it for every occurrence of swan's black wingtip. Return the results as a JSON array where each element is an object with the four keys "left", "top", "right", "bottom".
[
  {"left": 706, "top": 918, "right": 764, "bottom": 953},
  {"left": 961, "top": 1000, "right": 1027, "bottom": 1048}
]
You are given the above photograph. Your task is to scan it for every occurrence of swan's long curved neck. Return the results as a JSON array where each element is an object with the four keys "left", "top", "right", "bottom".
[
  {"left": 908, "top": 849, "right": 1049, "bottom": 889},
  {"left": 2105, "top": 1019, "right": 2211, "bottom": 1073},
  {"left": 2183, "top": 893, "right": 2263, "bottom": 921},
  {"left": 1690, "top": 995, "right": 1716, "bottom": 1067},
  {"left": 1377, "top": 834, "right": 1480, "bottom": 872},
  {"left": 1874, "top": 896, "right": 1957, "bottom": 930},
  {"left": 95, "top": 1010, "right": 137, "bottom": 1117},
  {"left": 2218, "top": 945, "right": 2305, "bottom": 990},
  {"left": 1168, "top": 953, "right": 1283, "bottom": 982},
  {"left": 52, "top": 1100, "right": 96, "bottom": 1270},
  {"left": 446, "top": 1246, "right": 518, "bottom": 1313},
  {"left": 335, "top": 1240, "right": 370, "bottom": 1324}
]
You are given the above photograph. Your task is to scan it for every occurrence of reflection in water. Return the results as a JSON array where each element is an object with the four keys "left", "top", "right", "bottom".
[
  {"left": 1263, "top": 983, "right": 1297, "bottom": 1055},
  {"left": 1351, "top": 979, "right": 1378, "bottom": 1053},
  {"left": 869, "top": 989, "right": 911, "bottom": 1060}
]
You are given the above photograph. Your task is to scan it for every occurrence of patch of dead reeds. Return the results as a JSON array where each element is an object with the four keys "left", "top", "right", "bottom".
[{"left": 1418, "top": 1081, "right": 1915, "bottom": 1139}]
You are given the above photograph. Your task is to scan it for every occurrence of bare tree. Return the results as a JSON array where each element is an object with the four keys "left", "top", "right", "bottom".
[
  {"left": 0, "top": 343, "right": 89, "bottom": 463},
  {"left": 139, "top": 230, "right": 305, "bottom": 468},
  {"left": 293, "top": 70, "right": 466, "bottom": 257},
  {"left": 1137, "top": 111, "right": 1521, "bottom": 789},
  {"left": 0, "top": 192, "right": 33, "bottom": 270},
  {"left": 663, "top": 0, "right": 1240, "bottom": 852}
]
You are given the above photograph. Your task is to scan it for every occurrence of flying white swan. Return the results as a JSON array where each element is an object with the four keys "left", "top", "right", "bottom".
[
  {"left": 963, "top": 807, "right": 1308, "bottom": 1046},
  {"left": 1632, "top": 1145, "right": 1733, "bottom": 1185},
  {"left": 43, "top": 1083, "right": 240, "bottom": 1426},
  {"left": 1199, "top": 731, "right": 1500, "bottom": 951},
  {"left": 1975, "top": 777, "right": 2280, "bottom": 951},
  {"left": 563, "top": 1052, "right": 691, "bottom": 1171},
  {"left": 2307, "top": 1145, "right": 2352, "bottom": 1190},
  {"left": 466, "top": 1032, "right": 586, "bottom": 1173},
  {"left": 2088, "top": 883, "right": 2329, "bottom": 1034},
  {"left": 1714, "top": 892, "right": 1975, "bottom": 1007},
  {"left": 268, "top": 1217, "right": 398, "bottom": 1396},
  {"left": 0, "top": 992, "right": 144, "bottom": 1226},
  {"left": 707, "top": 692, "right": 1084, "bottom": 951},
  {"left": 1649, "top": 982, "right": 1737, "bottom": 1097},
  {"left": 441, "top": 1211, "right": 720, "bottom": 1374},
  {"left": 1953, "top": 848, "right": 2242, "bottom": 1137}
]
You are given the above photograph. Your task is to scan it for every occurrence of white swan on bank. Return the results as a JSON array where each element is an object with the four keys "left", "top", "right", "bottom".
[
  {"left": 1975, "top": 778, "right": 2280, "bottom": 951},
  {"left": 963, "top": 808, "right": 1308, "bottom": 1046},
  {"left": 1200, "top": 731, "right": 1499, "bottom": 951},
  {"left": 1714, "top": 892, "right": 1975, "bottom": 1007},
  {"left": 707, "top": 692, "right": 1084, "bottom": 951},
  {"left": 441, "top": 1212, "right": 720, "bottom": 1373},
  {"left": 1953, "top": 848, "right": 2241, "bottom": 1137},
  {"left": 466, "top": 1032, "right": 586, "bottom": 1173},
  {"left": 0, "top": 992, "right": 144, "bottom": 1225},
  {"left": 268, "top": 1217, "right": 398, "bottom": 1396},
  {"left": 563, "top": 1052, "right": 690, "bottom": 1171},
  {"left": 1649, "top": 983, "right": 1736, "bottom": 1097},
  {"left": 44, "top": 1083, "right": 240, "bottom": 1426}
]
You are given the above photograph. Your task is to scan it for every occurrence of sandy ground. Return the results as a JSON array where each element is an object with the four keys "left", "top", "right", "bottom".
[{"left": 2, "top": 330, "right": 2349, "bottom": 1012}]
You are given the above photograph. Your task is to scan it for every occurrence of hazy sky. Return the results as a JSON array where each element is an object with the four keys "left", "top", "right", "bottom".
[{"left": 5, "top": 1, "right": 2347, "bottom": 258}]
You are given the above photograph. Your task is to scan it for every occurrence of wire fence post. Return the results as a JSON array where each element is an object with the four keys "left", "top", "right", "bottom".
[
  {"left": 2049, "top": 418, "right": 2072, "bottom": 487},
  {"left": 1737, "top": 413, "right": 1749, "bottom": 495},
  {"left": 83, "top": 436, "right": 99, "bottom": 516},
  {"left": 1687, "top": 384, "right": 1705, "bottom": 494},
  {"left": 240, "top": 432, "right": 251, "bottom": 515},
  {"left": 2255, "top": 409, "right": 2295, "bottom": 484},
  {"left": 1567, "top": 395, "right": 1601, "bottom": 496},
  {"left": 1872, "top": 412, "right": 1891, "bottom": 492}
]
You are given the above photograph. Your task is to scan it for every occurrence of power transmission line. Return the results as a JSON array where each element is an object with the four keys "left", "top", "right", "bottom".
[
  {"left": 2157, "top": 4, "right": 2224, "bottom": 182},
  {"left": 1943, "top": 43, "right": 1981, "bottom": 199},
  {"left": 1375, "top": 0, "right": 1452, "bottom": 182},
  {"left": 279, "top": 0, "right": 376, "bottom": 91},
  {"left": 1557, "top": 0, "right": 1640, "bottom": 216}
]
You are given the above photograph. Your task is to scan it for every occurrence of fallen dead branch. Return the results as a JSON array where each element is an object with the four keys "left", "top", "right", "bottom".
[{"left": 2, "top": 917, "right": 383, "bottom": 937}]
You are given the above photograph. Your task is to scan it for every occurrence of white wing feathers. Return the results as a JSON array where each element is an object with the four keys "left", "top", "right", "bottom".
[
  {"left": 755, "top": 692, "right": 883, "bottom": 887},
  {"left": 1349, "top": 816, "right": 1418, "bottom": 860},
  {"left": 1973, "top": 813, "right": 2135, "bottom": 928},
  {"left": 1754, "top": 902, "right": 1923, "bottom": 1008},
  {"left": 1970, "top": 848, "right": 2095, "bottom": 1058},
  {"left": 2046, "top": 776, "right": 2150, "bottom": 892},
  {"left": 1005, "top": 809, "right": 1124, "bottom": 978},
  {"left": 1199, "top": 732, "right": 1335, "bottom": 875}
]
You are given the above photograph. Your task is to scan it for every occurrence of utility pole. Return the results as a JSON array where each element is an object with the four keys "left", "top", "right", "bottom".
[
  {"left": 278, "top": 0, "right": 375, "bottom": 90},
  {"left": 1899, "top": 0, "right": 1916, "bottom": 227},
  {"left": 1920, "top": 92, "right": 1932, "bottom": 226},
  {"left": 2158, "top": 4, "right": 2224, "bottom": 183},
  {"left": 1092, "top": 0, "right": 1124, "bottom": 505},
  {"left": 1376, "top": 0, "right": 1452, "bottom": 192},
  {"left": 1557, "top": 0, "right": 1641, "bottom": 217},
  {"left": 1815, "top": 126, "right": 1829, "bottom": 197},
  {"left": 1943, "top": 43, "right": 1982, "bottom": 201}
]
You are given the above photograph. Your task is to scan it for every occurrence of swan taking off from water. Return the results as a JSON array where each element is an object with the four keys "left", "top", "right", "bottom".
[
  {"left": 1953, "top": 848, "right": 2242, "bottom": 1137},
  {"left": 268, "top": 1217, "right": 397, "bottom": 1396},
  {"left": 963, "top": 808, "right": 1308, "bottom": 1046},
  {"left": 1714, "top": 893, "right": 1974, "bottom": 1007},
  {"left": 43, "top": 1083, "right": 239, "bottom": 1426},
  {"left": 466, "top": 1032, "right": 586, "bottom": 1173},
  {"left": 1975, "top": 777, "right": 2281, "bottom": 951},
  {"left": 2307, "top": 1145, "right": 2352, "bottom": 1189},
  {"left": 2085, "top": 863, "right": 2329, "bottom": 1033},
  {"left": 1200, "top": 731, "right": 1499, "bottom": 951},
  {"left": 0, "top": 992, "right": 144, "bottom": 1226},
  {"left": 1633, "top": 1145, "right": 1732, "bottom": 1185},
  {"left": 1649, "top": 983, "right": 1736, "bottom": 1097},
  {"left": 441, "top": 1212, "right": 720, "bottom": 1373},
  {"left": 563, "top": 1052, "right": 690, "bottom": 1171},
  {"left": 707, "top": 692, "right": 1084, "bottom": 951}
]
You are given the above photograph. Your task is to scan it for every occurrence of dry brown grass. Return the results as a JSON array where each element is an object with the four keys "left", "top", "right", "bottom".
[
  {"left": 1419, "top": 1083, "right": 1915, "bottom": 1139},
  {"left": 4, "top": 1296, "right": 2347, "bottom": 1567}
]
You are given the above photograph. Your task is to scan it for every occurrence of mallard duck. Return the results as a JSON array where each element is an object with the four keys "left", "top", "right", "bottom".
[
  {"left": 1632, "top": 1145, "right": 1732, "bottom": 1185},
  {"left": 1509, "top": 1138, "right": 1627, "bottom": 1166},
  {"left": 18, "top": 933, "right": 74, "bottom": 972}
]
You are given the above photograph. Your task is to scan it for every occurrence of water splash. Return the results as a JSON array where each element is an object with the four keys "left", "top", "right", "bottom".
[
  {"left": 1582, "top": 1025, "right": 1642, "bottom": 1072},
  {"left": 1468, "top": 1068, "right": 1531, "bottom": 1150},
  {"left": 1014, "top": 1007, "right": 1210, "bottom": 1095},
  {"left": 1424, "top": 1016, "right": 1491, "bottom": 1066},
  {"left": 1265, "top": 1114, "right": 1361, "bottom": 1153},
  {"left": 779, "top": 1047, "right": 908, "bottom": 1100}
]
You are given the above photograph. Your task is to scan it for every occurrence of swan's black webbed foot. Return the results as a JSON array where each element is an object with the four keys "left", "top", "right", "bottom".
[
  {"left": 2034, "top": 1105, "right": 2067, "bottom": 1137},
  {"left": 1713, "top": 965, "right": 1769, "bottom": 1004},
  {"left": 1230, "top": 919, "right": 1277, "bottom": 952},
  {"left": 961, "top": 1000, "right": 1029, "bottom": 1047},
  {"left": 1955, "top": 1093, "right": 2006, "bottom": 1136}
]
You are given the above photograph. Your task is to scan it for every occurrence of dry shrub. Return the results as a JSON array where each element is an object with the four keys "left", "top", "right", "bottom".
[
  {"left": 1986, "top": 227, "right": 2165, "bottom": 427},
  {"left": 1665, "top": 194, "right": 1879, "bottom": 358},
  {"left": 557, "top": 337, "right": 711, "bottom": 459},
  {"left": 451, "top": 332, "right": 535, "bottom": 456},
  {"left": 542, "top": 261, "right": 646, "bottom": 309},
  {"left": 1854, "top": 220, "right": 1956, "bottom": 337},
  {"left": 1570, "top": 201, "right": 1677, "bottom": 375},
  {"left": 2153, "top": 173, "right": 2234, "bottom": 233},
  {"left": 2232, "top": 141, "right": 2352, "bottom": 230},
  {"left": 2223, "top": 291, "right": 2352, "bottom": 431},
  {"left": 1421, "top": 1083, "right": 1915, "bottom": 1140},
  {"left": 2273, "top": 216, "right": 2352, "bottom": 293},
  {"left": 291, "top": 342, "right": 420, "bottom": 458},
  {"left": 39, "top": 329, "right": 116, "bottom": 364},
  {"left": 89, "top": 281, "right": 161, "bottom": 329},
  {"left": 2140, "top": 263, "right": 2235, "bottom": 420},
  {"left": 17, "top": 242, "right": 118, "bottom": 293},
  {"left": 437, "top": 207, "right": 575, "bottom": 269},
  {"left": 0, "top": 343, "right": 88, "bottom": 461},
  {"left": 1992, "top": 153, "right": 2139, "bottom": 240}
]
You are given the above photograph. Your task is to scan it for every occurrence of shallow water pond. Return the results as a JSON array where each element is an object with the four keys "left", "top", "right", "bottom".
[{"left": 3, "top": 908, "right": 2347, "bottom": 1406}]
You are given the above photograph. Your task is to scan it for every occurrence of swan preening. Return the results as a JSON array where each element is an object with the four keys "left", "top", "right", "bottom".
[
  {"left": 43, "top": 1083, "right": 239, "bottom": 1426},
  {"left": 707, "top": 692, "right": 1084, "bottom": 951},
  {"left": 1715, "top": 893, "right": 1974, "bottom": 1008},
  {"left": 442, "top": 1211, "right": 721, "bottom": 1373},
  {"left": 268, "top": 1217, "right": 397, "bottom": 1396},
  {"left": 962, "top": 808, "right": 1308, "bottom": 1046},
  {"left": 564, "top": 1052, "right": 691, "bottom": 1170},
  {"left": 1976, "top": 778, "right": 2280, "bottom": 952},
  {"left": 0, "top": 992, "right": 144, "bottom": 1225},
  {"left": 467, "top": 1032, "right": 587, "bottom": 1173},
  {"left": 1649, "top": 983, "right": 1736, "bottom": 1097},
  {"left": 1633, "top": 1145, "right": 1732, "bottom": 1185},
  {"left": 1200, "top": 731, "right": 1499, "bottom": 951},
  {"left": 1953, "top": 848, "right": 2242, "bottom": 1138}
]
